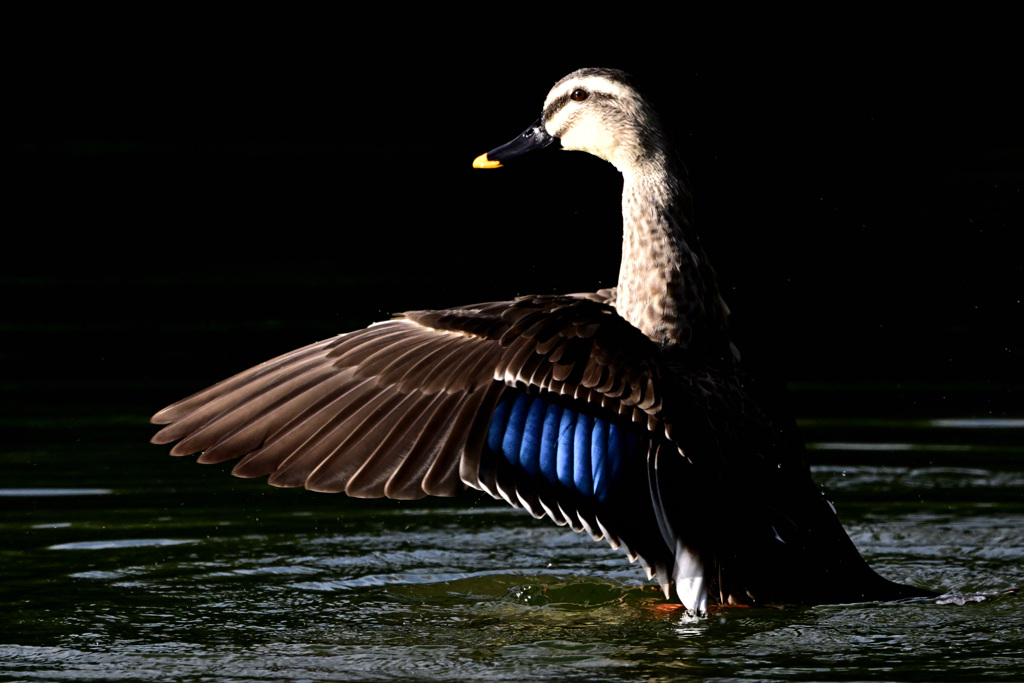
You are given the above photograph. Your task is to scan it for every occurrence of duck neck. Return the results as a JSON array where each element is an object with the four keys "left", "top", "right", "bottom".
[{"left": 616, "top": 156, "right": 732, "bottom": 358}]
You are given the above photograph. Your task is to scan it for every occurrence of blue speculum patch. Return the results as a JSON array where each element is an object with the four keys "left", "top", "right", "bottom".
[{"left": 486, "top": 391, "right": 637, "bottom": 502}]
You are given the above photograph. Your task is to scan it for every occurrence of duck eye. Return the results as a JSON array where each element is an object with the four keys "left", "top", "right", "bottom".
[{"left": 570, "top": 88, "right": 588, "bottom": 102}]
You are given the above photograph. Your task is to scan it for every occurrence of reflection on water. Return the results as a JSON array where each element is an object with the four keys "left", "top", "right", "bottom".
[
  {"left": 1, "top": 408, "right": 1022, "bottom": 681},
  {"left": 930, "top": 418, "right": 1024, "bottom": 428},
  {"left": 0, "top": 488, "right": 113, "bottom": 497}
]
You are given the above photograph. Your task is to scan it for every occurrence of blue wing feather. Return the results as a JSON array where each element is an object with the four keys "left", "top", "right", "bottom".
[
  {"left": 519, "top": 398, "right": 546, "bottom": 477},
  {"left": 486, "top": 391, "right": 637, "bottom": 503},
  {"left": 501, "top": 393, "right": 530, "bottom": 468},
  {"left": 539, "top": 403, "right": 562, "bottom": 484},
  {"left": 556, "top": 408, "right": 576, "bottom": 489},
  {"left": 487, "top": 395, "right": 512, "bottom": 454},
  {"left": 573, "top": 412, "right": 594, "bottom": 497},
  {"left": 591, "top": 417, "right": 609, "bottom": 501}
]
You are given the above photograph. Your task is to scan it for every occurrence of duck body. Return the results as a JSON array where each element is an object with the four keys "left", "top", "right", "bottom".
[{"left": 152, "top": 68, "right": 934, "bottom": 612}]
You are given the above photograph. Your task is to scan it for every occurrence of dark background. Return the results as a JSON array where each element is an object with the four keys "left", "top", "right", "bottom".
[{"left": 7, "top": 12, "right": 1023, "bottom": 430}]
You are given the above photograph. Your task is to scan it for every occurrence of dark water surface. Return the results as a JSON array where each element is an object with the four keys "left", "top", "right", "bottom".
[{"left": 2, "top": 385, "right": 1022, "bottom": 682}]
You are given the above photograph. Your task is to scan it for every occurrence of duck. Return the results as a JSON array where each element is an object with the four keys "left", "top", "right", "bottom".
[{"left": 151, "top": 67, "right": 935, "bottom": 613}]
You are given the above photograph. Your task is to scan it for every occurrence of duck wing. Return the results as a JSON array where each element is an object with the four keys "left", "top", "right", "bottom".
[{"left": 152, "top": 295, "right": 690, "bottom": 589}]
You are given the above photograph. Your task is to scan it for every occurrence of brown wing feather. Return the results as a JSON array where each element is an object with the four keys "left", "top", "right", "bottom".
[
  {"left": 151, "top": 296, "right": 678, "bottom": 550},
  {"left": 152, "top": 338, "right": 341, "bottom": 428}
]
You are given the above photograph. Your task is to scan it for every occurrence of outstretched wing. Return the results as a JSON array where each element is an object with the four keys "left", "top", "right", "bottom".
[{"left": 152, "top": 295, "right": 687, "bottom": 586}]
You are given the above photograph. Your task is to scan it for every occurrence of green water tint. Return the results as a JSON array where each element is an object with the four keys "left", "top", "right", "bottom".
[{"left": 2, "top": 394, "right": 1022, "bottom": 681}]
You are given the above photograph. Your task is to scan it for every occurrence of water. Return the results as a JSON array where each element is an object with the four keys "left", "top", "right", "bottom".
[{"left": 2, "top": 387, "right": 1022, "bottom": 682}]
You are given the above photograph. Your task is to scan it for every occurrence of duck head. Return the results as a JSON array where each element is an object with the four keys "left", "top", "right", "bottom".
[{"left": 474, "top": 68, "right": 668, "bottom": 175}]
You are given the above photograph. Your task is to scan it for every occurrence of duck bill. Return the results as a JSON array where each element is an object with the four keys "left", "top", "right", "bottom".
[{"left": 473, "top": 119, "right": 555, "bottom": 168}]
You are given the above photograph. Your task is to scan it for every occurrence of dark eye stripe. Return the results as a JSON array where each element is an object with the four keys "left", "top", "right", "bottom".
[
  {"left": 543, "top": 89, "right": 614, "bottom": 124},
  {"left": 542, "top": 92, "right": 571, "bottom": 122}
]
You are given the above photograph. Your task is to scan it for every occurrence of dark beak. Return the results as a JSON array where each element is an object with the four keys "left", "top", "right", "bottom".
[{"left": 473, "top": 119, "right": 556, "bottom": 168}]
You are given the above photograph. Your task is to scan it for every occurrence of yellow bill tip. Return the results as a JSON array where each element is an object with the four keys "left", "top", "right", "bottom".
[{"left": 472, "top": 153, "right": 502, "bottom": 169}]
